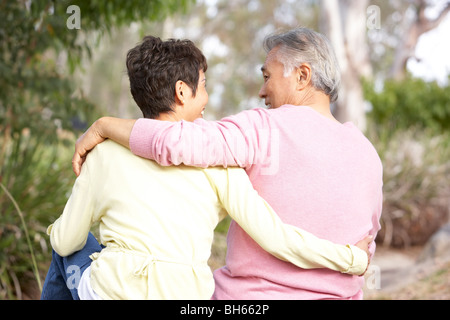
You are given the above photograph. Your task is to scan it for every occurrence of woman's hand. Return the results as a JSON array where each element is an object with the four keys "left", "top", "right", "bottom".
[{"left": 355, "top": 235, "right": 374, "bottom": 276}]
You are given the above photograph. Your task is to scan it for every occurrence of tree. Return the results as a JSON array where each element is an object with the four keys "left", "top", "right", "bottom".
[
  {"left": 318, "top": 0, "right": 373, "bottom": 131},
  {"left": 389, "top": 0, "right": 450, "bottom": 80}
]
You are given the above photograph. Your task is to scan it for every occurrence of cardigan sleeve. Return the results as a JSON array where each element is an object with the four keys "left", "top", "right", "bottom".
[
  {"left": 47, "top": 149, "right": 100, "bottom": 257},
  {"left": 129, "top": 108, "right": 278, "bottom": 170},
  {"left": 203, "top": 167, "right": 368, "bottom": 276}
]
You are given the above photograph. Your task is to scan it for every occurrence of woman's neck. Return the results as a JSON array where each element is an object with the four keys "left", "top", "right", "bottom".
[{"left": 156, "top": 110, "right": 182, "bottom": 122}]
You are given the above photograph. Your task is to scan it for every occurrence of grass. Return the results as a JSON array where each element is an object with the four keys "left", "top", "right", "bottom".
[{"left": 0, "top": 182, "right": 42, "bottom": 296}]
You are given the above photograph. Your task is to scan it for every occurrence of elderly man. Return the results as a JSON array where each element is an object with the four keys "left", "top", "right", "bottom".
[{"left": 72, "top": 28, "right": 383, "bottom": 300}]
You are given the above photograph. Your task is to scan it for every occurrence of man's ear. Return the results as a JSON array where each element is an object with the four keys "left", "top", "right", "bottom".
[
  {"left": 175, "top": 80, "right": 186, "bottom": 104},
  {"left": 296, "top": 63, "right": 312, "bottom": 90}
]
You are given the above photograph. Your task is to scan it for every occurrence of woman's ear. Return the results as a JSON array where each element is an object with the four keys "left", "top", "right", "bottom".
[
  {"left": 296, "top": 63, "right": 312, "bottom": 91},
  {"left": 175, "top": 80, "right": 186, "bottom": 105}
]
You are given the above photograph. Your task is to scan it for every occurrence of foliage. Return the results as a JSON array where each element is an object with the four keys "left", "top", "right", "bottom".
[
  {"left": 363, "top": 77, "right": 450, "bottom": 248},
  {"left": 0, "top": 0, "right": 194, "bottom": 300},
  {"left": 363, "top": 75, "right": 450, "bottom": 137},
  {"left": 366, "top": 125, "right": 450, "bottom": 248}
]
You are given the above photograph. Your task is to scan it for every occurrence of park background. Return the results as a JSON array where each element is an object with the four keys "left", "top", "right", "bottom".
[{"left": 0, "top": 0, "right": 449, "bottom": 300}]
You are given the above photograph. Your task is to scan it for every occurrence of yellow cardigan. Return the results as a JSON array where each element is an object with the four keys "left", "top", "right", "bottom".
[{"left": 48, "top": 140, "right": 367, "bottom": 300}]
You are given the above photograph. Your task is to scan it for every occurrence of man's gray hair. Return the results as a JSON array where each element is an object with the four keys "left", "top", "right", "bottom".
[{"left": 263, "top": 28, "right": 341, "bottom": 103}]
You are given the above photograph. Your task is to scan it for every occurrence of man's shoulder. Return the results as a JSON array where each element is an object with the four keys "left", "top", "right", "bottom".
[{"left": 223, "top": 107, "right": 272, "bottom": 121}]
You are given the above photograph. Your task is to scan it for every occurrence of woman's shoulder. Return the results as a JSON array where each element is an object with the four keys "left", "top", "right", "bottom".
[
  {"left": 84, "top": 140, "right": 136, "bottom": 171},
  {"left": 90, "top": 140, "right": 131, "bottom": 158}
]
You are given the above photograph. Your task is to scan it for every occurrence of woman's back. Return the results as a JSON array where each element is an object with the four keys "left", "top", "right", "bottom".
[{"left": 61, "top": 140, "right": 225, "bottom": 299}]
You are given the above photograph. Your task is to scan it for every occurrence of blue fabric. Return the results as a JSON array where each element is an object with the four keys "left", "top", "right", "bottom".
[{"left": 41, "top": 232, "right": 102, "bottom": 300}]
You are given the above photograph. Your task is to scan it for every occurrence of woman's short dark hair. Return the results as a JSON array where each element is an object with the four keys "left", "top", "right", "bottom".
[{"left": 126, "top": 36, "right": 208, "bottom": 119}]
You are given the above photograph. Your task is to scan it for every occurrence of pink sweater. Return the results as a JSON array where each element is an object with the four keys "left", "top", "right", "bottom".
[{"left": 130, "top": 105, "right": 383, "bottom": 300}]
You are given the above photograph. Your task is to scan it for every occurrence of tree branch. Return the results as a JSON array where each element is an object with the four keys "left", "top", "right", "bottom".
[{"left": 421, "top": 2, "right": 450, "bottom": 33}]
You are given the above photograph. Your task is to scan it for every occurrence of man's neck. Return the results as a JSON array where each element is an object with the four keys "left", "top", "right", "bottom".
[{"left": 299, "top": 90, "right": 340, "bottom": 124}]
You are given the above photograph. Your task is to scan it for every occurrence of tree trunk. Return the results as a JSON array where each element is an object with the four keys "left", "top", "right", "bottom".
[
  {"left": 390, "top": 0, "right": 450, "bottom": 80},
  {"left": 319, "top": 0, "right": 371, "bottom": 132}
]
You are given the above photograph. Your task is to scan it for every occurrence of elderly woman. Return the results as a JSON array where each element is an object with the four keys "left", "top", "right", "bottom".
[{"left": 42, "top": 35, "right": 370, "bottom": 300}]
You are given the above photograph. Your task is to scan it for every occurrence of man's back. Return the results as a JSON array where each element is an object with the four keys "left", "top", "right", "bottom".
[{"left": 213, "top": 105, "right": 383, "bottom": 299}]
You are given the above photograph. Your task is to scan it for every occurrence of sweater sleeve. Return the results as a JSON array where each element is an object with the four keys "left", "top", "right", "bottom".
[
  {"left": 129, "top": 108, "right": 278, "bottom": 170},
  {"left": 47, "top": 148, "right": 102, "bottom": 257},
  {"left": 203, "top": 167, "right": 369, "bottom": 276},
  {"left": 368, "top": 187, "right": 383, "bottom": 257}
]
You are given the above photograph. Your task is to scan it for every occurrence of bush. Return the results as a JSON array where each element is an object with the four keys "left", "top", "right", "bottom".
[
  {"left": 0, "top": 137, "right": 76, "bottom": 299},
  {"left": 363, "top": 75, "right": 450, "bottom": 137},
  {"left": 363, "top": 76, "right": 450, "bottom": 248},
  {"left": 367, "top": 126, "right": 450, "bottom": 248}
]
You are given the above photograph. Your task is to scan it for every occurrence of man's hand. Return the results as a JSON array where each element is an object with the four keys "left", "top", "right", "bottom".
[
  {"left": 72, "top": 117, "right": 137, "bottom": 176},
  {"left": 72, "top": 119, "right": 106, "bottom": 176},
  {"left": 355, "top": 235, "right": 373, "bottom": 276}
]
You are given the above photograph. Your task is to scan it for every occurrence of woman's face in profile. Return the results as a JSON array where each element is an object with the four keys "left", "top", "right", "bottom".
[{"left": 183, "top": 70, "right": 209, "bottom": 121}]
